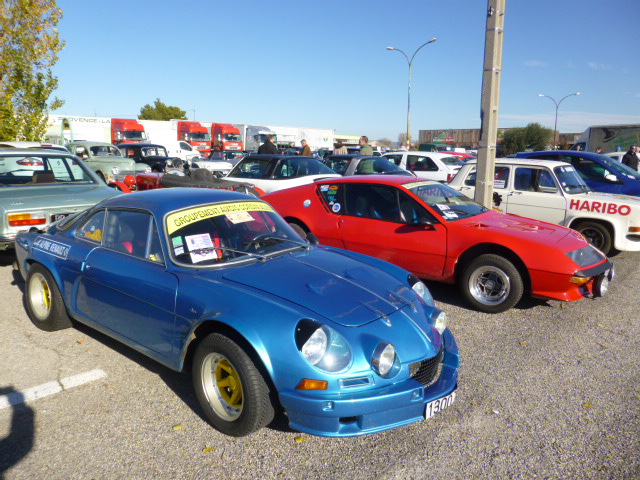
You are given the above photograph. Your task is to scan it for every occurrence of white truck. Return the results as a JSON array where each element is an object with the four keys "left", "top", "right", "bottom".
[
  {"left": 571, "top": 124, "right": 640, "bottom": 153},
  {"left": 448, "top": 157, "right": 640, "bottom": 255},
  {"left": 241, "top": 125, "right": 278, "bottom": 153}
]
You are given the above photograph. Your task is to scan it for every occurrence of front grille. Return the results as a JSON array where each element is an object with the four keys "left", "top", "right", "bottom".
[{"left": 409, "top": 348, "right": 444, "bottom": 387}]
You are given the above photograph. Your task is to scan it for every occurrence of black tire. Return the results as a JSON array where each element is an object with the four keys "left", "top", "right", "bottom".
[
  {"left": 460, "top": 254, "right": 524, "bottom": 313},
  {"left": 573, "top": 221, "right": 612, "bottom": 255},
  {"left": 25, "top": 264, "right": 72, "bottom": 331},
  {"left": 288, "top": 222, "right": 307, "bottom": 240},
  {"left": 192, "top": 333, "right": 274, "bottom": 437}
]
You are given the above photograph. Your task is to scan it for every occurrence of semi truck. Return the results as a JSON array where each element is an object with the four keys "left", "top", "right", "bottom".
[
  {"left": 111, "top": 118, "right": 147, "bottom": 144},
  {"left": 177, "top": 121, "right": 211, "bottom": 156},
  {"left": 211, "top": 123, "right": 243, "bottom": 152},
  {"left": 571, "top": 124, "right": 640, "bottom": 152},
  {"left": 243, "top": 125, "right": 278, "bottom": 152}
]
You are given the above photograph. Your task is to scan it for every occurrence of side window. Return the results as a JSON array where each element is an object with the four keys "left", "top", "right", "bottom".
[
  {"left": 514, "top": 167, "right": 558, "bottom": 193},
  {"left": 273, "top": 159, "right": 292, "bottom": 178},
  {"left": 77, "top": 210, "right": 106, "bottom": 243},
  {"left": 384, "top": 154, "right": 403, "bottom": 166},
  {"left": 562, "top": 156, "right": 608, "bottom": 181},
  {"left": 319, "top": 183, "right": 345, "bottom": 214},
  {"left": 463, "top": 166, "right": 510, "bottom": 189},
  {"left": 514, "top": 168, "right": 535, "bottom": 191},
  {"left": 103, "top": 210, "right": 158, "bottom": 260},
  {"left": 537, "top": 169, "right": 558, "bottom": 193},
  {"left": 398, "top": 191, "right": 435, "bottom": 225},
  {"left": 344, "top": 184, "right": 401, "bottom": 222},
  {"left": 408, "top": 155, "right": 438, "bottom": 172}
]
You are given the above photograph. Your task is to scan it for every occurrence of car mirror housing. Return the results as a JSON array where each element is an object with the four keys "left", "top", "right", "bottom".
[
  {"left": 604, "top": 174, "right": 621, "bottom": 183},
  {"left": 306, "top": 232, "right": 320, "bottom": 245}
]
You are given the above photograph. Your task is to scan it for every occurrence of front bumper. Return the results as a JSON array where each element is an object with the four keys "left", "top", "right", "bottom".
[
  {"left": 530, "top": 260, "right": 614, "bottom": 302},
  {"left": 278, "top": 329, "right": 459, "bottom": 437}
]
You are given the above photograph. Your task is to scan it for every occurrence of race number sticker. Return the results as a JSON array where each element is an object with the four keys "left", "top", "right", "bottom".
[{"left": 426, "top": 392, "right": 456, "bottom": 419}]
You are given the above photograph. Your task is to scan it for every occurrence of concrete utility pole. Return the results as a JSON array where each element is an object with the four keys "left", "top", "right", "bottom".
[{"left": 475, "top": 0, "right": 505, "bottom": 208}]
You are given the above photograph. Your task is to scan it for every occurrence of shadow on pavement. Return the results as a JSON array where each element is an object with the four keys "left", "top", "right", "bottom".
[{"left": 0, "top": 387, "right": 35, "bottom": 479}]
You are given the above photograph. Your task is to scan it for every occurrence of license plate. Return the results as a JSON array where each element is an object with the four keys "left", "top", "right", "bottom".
[
  {"left": 425, "top": 391, "right": 456, "bottom": 419},
  {"left": 51, "top": 213, "right": 72, "bottom": 222}
]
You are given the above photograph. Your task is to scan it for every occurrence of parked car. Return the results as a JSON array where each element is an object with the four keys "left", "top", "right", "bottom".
[
  {"left": 383, "top": 151, "right": 464, "bottom": 182},
  {"left": 0, "top": 148, "right": 120, "bottom": 250},
  {"left": 322, "top": 155, "right": 414, "bottom": 177},
  {"left": 605, "top": 152, "right": 625, "bottom": 162},
  {"left": 224, "top": 154, "right": 340, "bottom": 194},
  {"left": 117, "top": 142, "right": 184, "bottom": 171},
  {"left": 135, "top": 167, "right": 262, "bottom": 196},
  {"left": 15, "top": 188, "right": 459, "bottom": 437},
  {"left": 262, "top": 176, "right": 614, "bottom": 313},
  {"left": 446, "top": 152, "right": 476, "bottom": 162},
  {"left": 449, "top": 157, "right": 640, "bottom": 255},
  {"left": 0, "top": 141, "right": 69, "bottom": 153},
  {"left": 515, "top": 150, "right": 640, "bottom": 196},
  {"left": 66, "top": 141, "right": 150, "bottom": 183}
]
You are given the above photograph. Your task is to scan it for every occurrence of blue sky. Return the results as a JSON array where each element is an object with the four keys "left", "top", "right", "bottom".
[{"left": 52, "top": 0, "right": 640, "bottom": 141}]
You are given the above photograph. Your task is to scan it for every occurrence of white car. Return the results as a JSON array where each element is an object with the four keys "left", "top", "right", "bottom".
[
  {"left": 224, "top": 154, "right": 340, "bottom": 194},
  {"left": 605, "top": 152, "right": 625, "bottom": 162},
  {"left": 448, "top": 157, "right": 640, "bottom": 255},
  {"left": 383, "top": 151, "right": 464, "bottom": 182}
]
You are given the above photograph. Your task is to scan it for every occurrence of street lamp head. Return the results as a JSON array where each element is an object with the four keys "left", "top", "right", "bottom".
[
  {"left": 386, "top": 46, "right": 395, "bottom": 50},
  {"left": 575, "top": 92, "right": 581, "bottom": 96},
  {"left": 428, "top": 37, "right": 437, "bottom": 44},
  {"left": 537, "top": 94, "right": 545, "bottom": 97}
]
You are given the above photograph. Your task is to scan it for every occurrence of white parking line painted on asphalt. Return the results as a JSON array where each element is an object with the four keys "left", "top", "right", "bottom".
[{"left": 0, "top": 369, "right": 107, "bottom": 409}]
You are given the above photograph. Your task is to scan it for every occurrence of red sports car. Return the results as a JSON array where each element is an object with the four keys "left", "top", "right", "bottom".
[{"left": 262, "top": 176, "right": 614, "bottom": 313}]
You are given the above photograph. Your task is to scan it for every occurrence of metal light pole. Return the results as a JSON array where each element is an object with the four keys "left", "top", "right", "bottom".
[
  {"left": 387, "top": 38, "right": 437, "bottom": 149},
  {"left": 537, "top": 92, "right": 581, "bottom": 149}
]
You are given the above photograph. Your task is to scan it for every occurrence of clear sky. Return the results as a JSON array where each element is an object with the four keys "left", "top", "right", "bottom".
[{"left": 52, "top": 0, "right": 640, "bottom": 141}]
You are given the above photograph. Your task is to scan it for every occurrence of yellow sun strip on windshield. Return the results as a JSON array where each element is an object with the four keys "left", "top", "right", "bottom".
[
  {"left": 402, "top": 180, "right": 439, "bottom": 189},
  {"left": 166, "top": 202, "right": 275, "bottom": 235}
]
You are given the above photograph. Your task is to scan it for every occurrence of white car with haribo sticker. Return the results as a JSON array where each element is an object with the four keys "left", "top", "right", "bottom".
[{"left": 448, "top": 158, "right": 640, "bottom": 255}]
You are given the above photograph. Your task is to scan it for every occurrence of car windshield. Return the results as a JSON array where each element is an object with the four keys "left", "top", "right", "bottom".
[
  {"left": 0, "top": 154, "right": 97, "bottom": 186},
  {"left": 355, "top": 157, "right": 413, "bottom": 176},
  {"left": 403, "top": 180, "right": 487, "bottom": 221},
  {"left": 165, "top": 201, "right": 306, "bottom": 266},
  {"left": 439, "top": 156, "right": 465, "bottom": 166},
  {"left": 594, "top": 153, "right": 640, "bottom": 180},
  {"left": 553, "top": 165, "right": 591, "bottom": 194},
  {"left": 141, "top": 146, "right": 168, "bottom": 157},
  {"left": 90, "top": 145, "right": 122, "bottom": 157}
]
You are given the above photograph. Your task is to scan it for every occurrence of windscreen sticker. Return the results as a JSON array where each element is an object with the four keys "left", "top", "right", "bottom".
[
  {"left": 303, "top": 199, "right": 312, "bottom": 207},
  {"left": 320, "top": 185, "right": 330, "bottom": 191},
  {"left": 33, "top": 238, "right": 70, "bottom": 260},
  {"left": 332, "top": 203, "right": 341, "bottom": 213},
  {"left": 166, "top": 202, "right": 274, "bottom": 235},
  {"left": 443, "top": 211, "right": 459, "bottom": 219},
  {"left": 329, "top": 185, "right": 339, "bottom": 191},
  {"left": 185, "top": 234, "right": 219, "bottom": 263},
  {"left": 403, "top": 180, "right": 438, "bottom": 189},
  {"left": 85, "top": 229, "right": 102, "bottom": 242},
  {"left": 436, "top": 204, "right": 450, "bottom": 210},
  {"left": 226, "top": 211, "right": 254, "bottom": 224},
  {"left": 494, "top": 179, "right": 506, "bottom": 188}
]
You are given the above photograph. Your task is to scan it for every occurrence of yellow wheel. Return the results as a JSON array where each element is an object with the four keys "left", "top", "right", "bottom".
[{"left": 25, "top": 264, "right": 72, "bottom": 331}]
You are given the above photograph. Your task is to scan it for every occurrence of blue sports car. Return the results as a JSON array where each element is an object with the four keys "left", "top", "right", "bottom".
[{"left": 15, "top": 188, "right": 459, "bottom": 437}]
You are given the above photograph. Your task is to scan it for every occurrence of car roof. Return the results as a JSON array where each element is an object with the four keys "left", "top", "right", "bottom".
[
  {"left": 518, "top": 150, "right": 603, "bottom": 159},
  {"left": 116, "top": 143, "right": 165, "bottom": 148},
  {"left": 96, "top": 188, "right": 265, "bottom": 217},
  {"left": 384, "top": 151, "right": 460, "bottom": 158},
  {"left": 0, "top": 148, "right": 75, "bottom": 157},
  {"left": 464, "top": 157, "right": 570, "bottom": 167},
  {"left": 314, "top": 174, "right": 423, "bottom": 187},
  {"left": 242, "top": 154, "right": 318, "bottom": 161},
  {"left": 66, "top": 141, "right": 116, "bottom": 147}
]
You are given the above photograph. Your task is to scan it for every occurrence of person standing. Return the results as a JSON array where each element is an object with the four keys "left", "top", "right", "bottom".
[
  {"left": 622, "top": 145, "right": 639, "bottom": 171},
  {"left": 334, "top": 141, "right": 347, "bottom": 155},
  {"left": 595, "top": 147, "right": 603, "bottom": 154},
  {"left": 300, "top": 139, "right": 312, "bottom": 156},
  {"left": 359, "top": 136, "right": 373, "bottom": 156},
  {"left": 258, "top": 134, "right": 278, "bottom": 154}
]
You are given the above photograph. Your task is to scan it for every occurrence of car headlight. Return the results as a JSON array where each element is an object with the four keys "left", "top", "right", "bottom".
[
  {"left": 145, "top": 165, "right": 151, "bottom": 173},
  {"left": 296, "top": 321, "right": 352, "bottom": 373},
  {"left": 565, "top": 245, "right": 606, "bottom": 267},
  {"left": 430, "top": 309, "right": 449, "bottom": 335},
  {"left": 372, "top": 342, "right": 399, "bottom": 378},
  {"left": 408, "top": 274, "right": 433, "bottom": 305},
  {"left": 110, "top": 166, "right": 120, "bottom": 175}
]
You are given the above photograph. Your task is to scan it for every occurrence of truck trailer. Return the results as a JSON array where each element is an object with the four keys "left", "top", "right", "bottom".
[{"left": 571, "top": 124, "right": 640, "bottom": 152}]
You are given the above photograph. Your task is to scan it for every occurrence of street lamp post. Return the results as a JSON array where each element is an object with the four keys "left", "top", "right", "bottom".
[
  {"left": 537, "top": 92, "right": 581, "bottom": 149},
  {"left": 387, "top": 38, "right": 437, "bottom": 149}
]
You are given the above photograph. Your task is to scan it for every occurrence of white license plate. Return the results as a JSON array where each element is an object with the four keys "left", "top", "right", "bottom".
[
  {"left": 51, "top": 213, "right": 72, "bottom": 222},
  {"left": 425, "top": 391, "right": 456, "bottom": 419}
]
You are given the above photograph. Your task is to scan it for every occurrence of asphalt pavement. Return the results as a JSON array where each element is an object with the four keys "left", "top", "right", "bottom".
[{"left": 1, "top": 249, "right": 639, "bottom": 480}]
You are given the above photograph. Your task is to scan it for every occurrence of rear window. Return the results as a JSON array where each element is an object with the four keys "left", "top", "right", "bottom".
[{"left": 0, "top": 154, "right": 96, "bottom": 186}]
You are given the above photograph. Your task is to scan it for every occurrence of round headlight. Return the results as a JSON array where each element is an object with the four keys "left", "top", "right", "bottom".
[
  {"left": 111, "top": 166, "right": 120, "bottom": 175},
  {"left": 301, "top": 327, "right": 327, "bottom": 365},
  {"left": 408, "top": 274, "right": 433, "bottom": 304},
  {"left": 145, "top": 165, "right": 152, "bottom": 173},
  {"left": 372, "top": 342, "right": 397, "bottom": 377},
  {"left": 433, "top": 310, "right": 449, "bottom": 335}
]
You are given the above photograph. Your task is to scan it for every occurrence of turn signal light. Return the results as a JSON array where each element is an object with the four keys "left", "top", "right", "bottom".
[
  {"left": 296, "top": 379, "right": 328, "bottom": 390},
  {"left": 8, "top": 213, "right": 46, "bottom": 226},
  {"left": 570, "top": 276, "right": 590, "bottom": 285},
  {"left": 628, "top": 226, "right": 640, "bottom": 232}
]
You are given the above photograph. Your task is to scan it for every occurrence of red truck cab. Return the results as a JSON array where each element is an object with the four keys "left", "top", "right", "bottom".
[
  {"left": 211, "top": 123, "right": 243, "bottom": 152},
  {"left": 178, "top": 121, "right": 211, "bottom": 156},
  {"left": 112, "top": 118, "right": 147, "bottom": 144}
]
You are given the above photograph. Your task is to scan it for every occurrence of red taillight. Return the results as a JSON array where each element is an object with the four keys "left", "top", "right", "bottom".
[
  {"left": 8, "top": 213, "right": 46, "bottom": 226},
  {"left": 447, "top": 173, "right": 456, "bottom": 183},
  {"left": 17, "top": 158, "right": 44, "bottom": 166}
]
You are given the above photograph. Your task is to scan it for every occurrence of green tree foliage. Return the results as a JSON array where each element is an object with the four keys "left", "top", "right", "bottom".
[
  {"left": 0, "top": 0, "right": 65, "bottom": 141},
  {"left": 139, "top": 99, "right": 187, "bottom": 121},
  {"left": 500, "top": 123, "right": 553, "bottom": 155}
]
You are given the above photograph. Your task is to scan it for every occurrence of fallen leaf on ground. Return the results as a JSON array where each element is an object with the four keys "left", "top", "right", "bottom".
[
  {"left": 202, "top": 446, "right": 214, "bottom": 453},
  {"left": 172, "top": 424, "right": 184, "bottom": 431},
  {"left": 295, "top": 436, "right": 307, "bottom": 443}
]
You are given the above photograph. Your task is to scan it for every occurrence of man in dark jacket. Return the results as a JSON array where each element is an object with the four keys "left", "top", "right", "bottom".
[
  {"left": 258, "top": 135, "right": 278, "bottom": 154},
  {"left": 622, "top": 145, "right": 639, "bottom": 171}
]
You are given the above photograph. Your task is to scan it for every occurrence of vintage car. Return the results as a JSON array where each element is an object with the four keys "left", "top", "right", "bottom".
[
  {"left": 383, "top": 151, "right": 464, "bottom": 182},
  {"left": 224, "top": 154, "right": 340, "bottom": 194},
  {"left": 262, "top": 175, "right": 614, "bottom": 313},
  {"left": 515, "top": 150, "right": 640, "bottom": 196},
  {"left": 0, "top": 148, "right": 121, "bottom": 250},
  {"left": 322, "top": 155, "right": 414, "bottom": 177},
  {"left": 15, "top": 188, "right": 459, "bottom": 437},
  {"left": 449, "top": 158, "right": 640, "bottom": 255},
  {"left": 135, "top": 167, "right": 263, "bottom": 196},
  {"left": 117, "top": 142, "right": 184, "bottom": 171},
  {"left": 66, "top": 141, "right": 150, "bottom": 183}
]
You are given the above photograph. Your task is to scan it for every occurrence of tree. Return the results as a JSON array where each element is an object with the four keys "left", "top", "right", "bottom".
[
  {"left": 500, "top": 123, "right": 553, "bottom": 156},
  {"left": 139, "top": 99, "right": 187, "bottom": 121},
  {"left": 0, "top": 0, "right": 65, "bottom": 141},
  {"left": 377, "top": 138, "right": 392, "bottom": 148}
]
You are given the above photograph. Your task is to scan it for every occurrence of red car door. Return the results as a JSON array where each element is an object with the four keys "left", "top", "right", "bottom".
[{"left": 332, "top": 183, "right": 448, "bottom": 280}]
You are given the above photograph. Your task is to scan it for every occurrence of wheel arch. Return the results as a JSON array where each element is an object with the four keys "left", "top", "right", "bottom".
[
  {"left": 283, "top": 216, "right": 310, "bottom": 234},
  {"left": 567, "top": 217, "right": 615, "bottom": 238},
  {"left": 454, "top": 243, "right": 532, "bottom": 293}
]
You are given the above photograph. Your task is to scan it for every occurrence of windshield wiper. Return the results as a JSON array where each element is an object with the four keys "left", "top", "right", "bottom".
[
  {"left": 243, "top": 235, "right": 309, "bottom": 250},
  {"left": 191, "top": 246, "right": 268, "bottom": 261}
]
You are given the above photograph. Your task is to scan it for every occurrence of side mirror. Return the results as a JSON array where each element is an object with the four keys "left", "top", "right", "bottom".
[
  {"left": 306, "top": 232, "right": 319, "bottom": 245},
  {"left": 604, "top": 173, "right": 621, "bottom": 183},
  {"left": 418, "top": 217, "right": 435, "bottom": 228}
]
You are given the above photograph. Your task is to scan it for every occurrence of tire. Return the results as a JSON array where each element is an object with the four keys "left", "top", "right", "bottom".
[
  {"left": 573, "top": 222, "right": 612, "bottom": 255},
  {"left": 25, "top": 264, "right": 72, "bottom": 331},
  {"left": 288, "top": 222, "right": 307, "bottom": 240},
  {"left": 460, "top": 254, "right": 524, "bottom": 313},
  {"left": 192, "top": 333, "right": 274, "bottom": 437}
]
